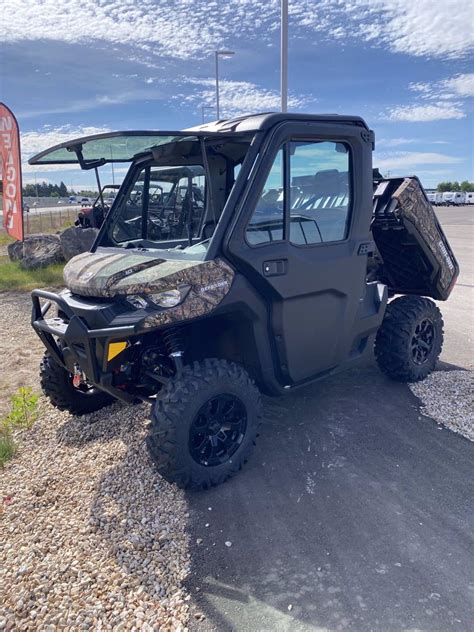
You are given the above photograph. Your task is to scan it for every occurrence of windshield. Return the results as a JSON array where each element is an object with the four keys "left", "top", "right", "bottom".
[
  {"left": 102, "top": 136, "right": 252, "bottom": 256},
  {"left": 29, "top": 132, "right": 199, "bottom": 164},
  {"left": 111, "top": 165, "right": 206, "bottom": 244}
]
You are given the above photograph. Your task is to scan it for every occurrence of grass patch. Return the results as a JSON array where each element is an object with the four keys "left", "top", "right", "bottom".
[
  {"left": 0, "top": 256, "right": 64, "bottom": 292},
  {"left": 0, "top": 427, "right": 17, "bottom": 468},
  {"left": 0, "top": 232, "right": 14, "bottom": 247},
  {"left": 4, "top": 387, "right": 40, "bottom": 431},
  {"left": 0, "top": 387, "right": 39, "bottom": 467}
]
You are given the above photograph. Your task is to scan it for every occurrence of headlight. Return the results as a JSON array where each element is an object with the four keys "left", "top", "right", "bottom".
[
  {"left": 150, "top": 289, "right": 183, "bottom": 308},
  {"left": 125, "top": 285, "right": 190, "bottom": 310},
  {"left": 149, "top": 285, "right": 191, "bottom": 308}
]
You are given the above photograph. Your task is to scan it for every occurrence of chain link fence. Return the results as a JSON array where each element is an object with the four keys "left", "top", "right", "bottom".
[
  {"left": 23, "top": 206, "right": 78, "bottom": 235},
  {"left": 0, "top": 205, "right": 79, "bottom": 237}
]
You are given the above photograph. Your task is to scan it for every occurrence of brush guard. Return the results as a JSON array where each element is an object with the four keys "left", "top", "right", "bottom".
[{"left": 31, "top": 289, "right": 137, "bottom": 403}]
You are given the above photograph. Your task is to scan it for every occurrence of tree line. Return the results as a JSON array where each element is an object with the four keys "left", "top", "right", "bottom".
[
  {"left": 22, "top": 181, "right": 97, "bottom": 198},
  {"left": 436, "top": 181, "right": 474, "bottom": 192}
]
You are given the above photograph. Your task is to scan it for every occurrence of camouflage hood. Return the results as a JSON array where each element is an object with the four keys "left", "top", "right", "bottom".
[{"left": 63, "top": 250, "right": 235, "bottom": 300}]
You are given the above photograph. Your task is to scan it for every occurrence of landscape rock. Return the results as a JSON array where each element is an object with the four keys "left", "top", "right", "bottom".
[
  {"left": 20, "top": 234, "right": 64, "bottom": 270},
  {"left": 7, "top": 241, "right": 24, "bottom": 262},
  {"left": 60, "top": 226, "right": 99, "bottom": 261}
]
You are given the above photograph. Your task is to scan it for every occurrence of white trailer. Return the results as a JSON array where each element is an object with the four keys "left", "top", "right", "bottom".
[
  {"left": 465, "top": 192, "right": 474, "bottom": 205},
  {"left": 427, "top": 192, "right": 444, "bottom": 206},
  {"left": 442, "top": 191, "right": 466, "bottom": 206}
]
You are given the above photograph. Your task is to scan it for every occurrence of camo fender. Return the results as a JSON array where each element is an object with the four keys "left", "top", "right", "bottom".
[{"left": 140, "top": 259, "right": 235, "bottom": 328}]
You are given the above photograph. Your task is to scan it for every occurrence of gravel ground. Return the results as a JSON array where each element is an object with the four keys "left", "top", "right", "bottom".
[
  {"left": 0, "top": 293, "right": 45, "bottom": 418},
  {"left": 410, "top": 370, "right": 474, "bottom": 441},
  {"left": 0, "top": 400, "right": 192, "bottom": 630}
]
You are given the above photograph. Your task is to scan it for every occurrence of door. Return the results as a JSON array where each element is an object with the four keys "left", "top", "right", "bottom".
[{"left": 226, "top": 123, "right": 373, "bottom": 384}]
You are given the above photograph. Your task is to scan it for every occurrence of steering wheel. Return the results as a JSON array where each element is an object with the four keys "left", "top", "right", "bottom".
[{"left": 201, "top": 220, "right": 216, "bottom": 240}]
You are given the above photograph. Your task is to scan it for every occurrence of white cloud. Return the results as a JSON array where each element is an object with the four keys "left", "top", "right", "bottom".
[
  {"left": 409, "top": 73, "right": 474, "bottom": 100},
  {"left": 377, "top": 137, "right": 419, "bottom": 147},
  {"left": 182, "top": 77, "right": 308, "bottom": 117},
  {"left": 375, "top": 151, "right": 463, "bottom": 171},
  {"left": 387, "top": 104, "right": 466, "bottom": 122},
  {"left": 293, "top": 0, "right": 472, "bottom": 59},
  {"left": 358, "top": 0, "right": 473, "bottom": 59},
  {"left": 386, "top": 72, "right": 473, "bottom": 123},
  {"left": 21, "top": 126, "right": 111, "bottom": 155},
  {"left": 2, "top": 0, "right": 274, "bottom": 60},
  {"left": 440, "top": 73, "right": 474, "bottom": 98},
  {"left": 3, "top": 0, "right": 472, "bottom": 61}
]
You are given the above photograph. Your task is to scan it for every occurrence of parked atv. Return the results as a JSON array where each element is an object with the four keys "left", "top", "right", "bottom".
[
  {"left": 29, "top": 115, "right": 459, "bottom": 490},
  {"left": 76, "top": 184, "right": 120, "bottom": 229}
]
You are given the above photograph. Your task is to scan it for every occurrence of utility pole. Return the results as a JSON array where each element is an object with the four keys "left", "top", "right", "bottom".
[
  {"left": 215, "top": 50, "right": 235, "bottom": 119},
  {"left": 281, "top": 0, "right": 288, "bottom": 112},
  {"left": 110, "top": 147, "right": 115, "bottom": 185}
]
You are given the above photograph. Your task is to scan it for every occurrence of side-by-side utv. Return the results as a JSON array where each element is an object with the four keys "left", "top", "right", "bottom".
[{"left": 29, "top": 113, "right": 459, "bottom": 490}]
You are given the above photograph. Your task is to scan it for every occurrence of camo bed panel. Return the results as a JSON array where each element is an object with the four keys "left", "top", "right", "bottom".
[{"left": 392, "top": 178, "right": 456, "bottom": 292}]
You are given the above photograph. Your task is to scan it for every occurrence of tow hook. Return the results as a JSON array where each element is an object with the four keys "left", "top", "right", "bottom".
[{"left": 72, "top": 364, "right": 85, "bottom": 388}]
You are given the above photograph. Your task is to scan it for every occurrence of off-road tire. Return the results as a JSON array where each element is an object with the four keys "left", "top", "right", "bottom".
[
  {"left": 375, "top": 296, "right": 444, "bottom": 382},
  {"left": 147, "top": 359, "right": 261, "bottom": 490},
  {"left": 40, "top": 352, "right": 114, "bottom": 416}
]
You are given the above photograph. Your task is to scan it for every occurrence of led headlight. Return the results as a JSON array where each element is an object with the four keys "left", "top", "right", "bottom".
[{"left": 149, "top": 285, "right": 191, "bottom": 308}]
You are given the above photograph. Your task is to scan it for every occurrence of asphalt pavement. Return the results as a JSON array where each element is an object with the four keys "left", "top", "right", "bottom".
[{"left": 186, "top": 206, "right": 474, "bottom": 631}]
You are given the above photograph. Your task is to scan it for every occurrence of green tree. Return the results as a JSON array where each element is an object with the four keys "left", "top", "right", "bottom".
[
  {"left": 460, "top": 180, "right": 474, "bottom": 192},
  {"left": 437, "top": 181, "right": 452, "bottom": 192},
  {"left": 59, "top": 181, "right": 68, "bottom": 197}
]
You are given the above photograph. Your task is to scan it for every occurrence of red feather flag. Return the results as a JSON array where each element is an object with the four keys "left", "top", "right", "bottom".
[{"left": 0, "top": 103, "right": 24, "bottom": 241}]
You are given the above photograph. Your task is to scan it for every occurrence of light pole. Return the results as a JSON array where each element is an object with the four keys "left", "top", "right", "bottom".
[
  {"left": 201, "top": 104, "right": 214, "bottom": 124},
  {"left": 281, "top": 0, "right": 288, "bottom": 112},
  {"left": 215, "top": 50, "right": 235, "bottom": 119}
]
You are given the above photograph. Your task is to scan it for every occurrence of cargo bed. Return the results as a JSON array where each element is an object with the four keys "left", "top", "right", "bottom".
[{"left": 371, "top": 176, "right": 459, "bottom": 301}]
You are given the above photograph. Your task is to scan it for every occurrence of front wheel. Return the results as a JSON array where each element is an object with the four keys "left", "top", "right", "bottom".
[
  {"left": 375, "top": 296, "right": 444, "bottom": 382},
  {"left": 40, "top": 352, "right": 114, "bottom": 415},
  {"left": 147, "top": 359, "right": 261, "bottom": 490}
]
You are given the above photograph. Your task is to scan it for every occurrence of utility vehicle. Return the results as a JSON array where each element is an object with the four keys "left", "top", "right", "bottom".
[
  {"left": 76, "top": 184, "right": 121, "bottom": 229},
  {"left": 29, "top": 113, "right": 459, "bottom": 490}
]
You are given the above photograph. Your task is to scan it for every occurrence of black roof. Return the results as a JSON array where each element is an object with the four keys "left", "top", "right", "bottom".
[{"left": 187, "top": 112, "right": 369, "bottom": 134}]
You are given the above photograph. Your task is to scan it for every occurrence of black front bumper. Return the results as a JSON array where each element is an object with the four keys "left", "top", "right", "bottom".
[{"left": 31, "top": 289, "right": 138, "bottom": 403}]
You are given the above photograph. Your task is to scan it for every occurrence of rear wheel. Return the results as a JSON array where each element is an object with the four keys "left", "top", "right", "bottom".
[
  {"left": 375, "top": 296, "right": 444, "bottom": 382},
  {"left": 40, "top": 352, "right": 114, "bottom": 415},
  {"left": 147, "top": 358, "right": 261, "bottom": 490}
]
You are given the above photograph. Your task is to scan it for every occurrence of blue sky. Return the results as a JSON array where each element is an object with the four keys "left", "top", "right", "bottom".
[{"left": 1, "top": 0, "right": 473, "bottom": 191}]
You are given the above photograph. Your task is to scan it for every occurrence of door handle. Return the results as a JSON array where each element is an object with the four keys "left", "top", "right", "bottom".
[{"left": 263, "top": 260, "right": 287, "bottom": 277}]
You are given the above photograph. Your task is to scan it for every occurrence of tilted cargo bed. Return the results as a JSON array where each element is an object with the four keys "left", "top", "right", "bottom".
[{"left": 371, "top": 176, "right": 459, "bottom": 300}]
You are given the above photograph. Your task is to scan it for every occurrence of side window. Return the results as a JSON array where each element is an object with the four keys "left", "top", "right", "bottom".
[
  {"left": 246, "top": 149, "right": 284, "bottom": 245},
  {"left": 290, "top": 141, "right": 351, "bottom": 244}
]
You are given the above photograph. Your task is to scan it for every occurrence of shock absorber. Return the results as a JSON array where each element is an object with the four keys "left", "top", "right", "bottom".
[{"left": 163, "top": 327, "right": 184, "bottom": 374}]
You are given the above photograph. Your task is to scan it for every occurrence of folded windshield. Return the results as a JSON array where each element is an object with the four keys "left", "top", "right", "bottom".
[
  {"left": 29, "top": 132, "right": 200, "bottom": 165},
  {"left": 103, "top": 136, "right": 252, "bottom": 255}
]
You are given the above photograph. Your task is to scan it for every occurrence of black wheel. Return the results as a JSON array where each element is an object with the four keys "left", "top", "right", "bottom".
[
  {"left": 40, "top": 352, "right": 114, "bottom": 416},
  {"left": 147, "top": 358, "right": 261, "bottom": 490},
  {"left": 375, "top": 296, "right": 444, "bottom": 382}
]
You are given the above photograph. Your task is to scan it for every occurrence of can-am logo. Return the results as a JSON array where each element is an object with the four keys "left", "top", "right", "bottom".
[{"left": 200, "top": 280, "right": 229, "bottom": 293}]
